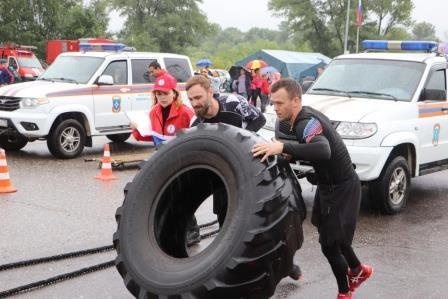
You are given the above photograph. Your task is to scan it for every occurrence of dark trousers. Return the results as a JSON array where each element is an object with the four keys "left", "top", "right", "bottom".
[
  {"left": 248, "top": 88, "right": 260, "bottom": 107},
  {"left": 321, "top": 243, "right": 361, "bottom": 293}
]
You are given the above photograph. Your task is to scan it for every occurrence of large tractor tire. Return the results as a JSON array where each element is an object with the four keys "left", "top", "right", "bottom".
[{"left": 113, "top": 123, "right": 306, "bottom": 298}]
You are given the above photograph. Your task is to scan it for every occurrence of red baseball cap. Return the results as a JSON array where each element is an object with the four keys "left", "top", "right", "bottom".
[{"left": 153, "top": 73, "right": 177, "bottom": 92}]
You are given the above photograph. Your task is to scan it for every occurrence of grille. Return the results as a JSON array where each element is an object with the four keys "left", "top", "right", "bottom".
[{"left": 0, "top": 97, "right": 21, "bottom": 111}]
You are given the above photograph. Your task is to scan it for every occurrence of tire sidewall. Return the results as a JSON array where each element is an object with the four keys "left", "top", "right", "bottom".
[{"left": 373, "top": 156, "right": 410, "bottom": 214}]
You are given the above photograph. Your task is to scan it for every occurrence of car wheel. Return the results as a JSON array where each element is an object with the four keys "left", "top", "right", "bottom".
[
  {"left": 368, "top": 156, "right": 410, "bottom": 214},
  {"left": 47, "top": 119, "right": 86, "bottom": 159},
  {"left": 0, "top": 134, "right": 28, "bottom": 151},
  {"left": 113, "top": 123, "right": 306, "bottom": 298},
  {"left": 106, "top": 133, "right": 131, "bottom": 143}
]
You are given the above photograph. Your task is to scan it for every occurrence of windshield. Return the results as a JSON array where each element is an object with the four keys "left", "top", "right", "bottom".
[
  {"left": 17, "top": 56, "right": 43, "bottom": 69},
  {"left": 40, "top": 56, "right": 104, "bottom": 84},
  {"left": 308, "top": 58, "right": 426, "bottom": 102}
]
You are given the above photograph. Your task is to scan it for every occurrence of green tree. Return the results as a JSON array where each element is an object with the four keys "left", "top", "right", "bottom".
[
  {"left": 185, "top": 26, "right": 309, "bottom": 70},
  {"left": 367, "top": 0, "right": 413, "bottom": 36},
  {"left": 111, "top": 0, "right": 212, "bottom": 53},
  {"left": 411, "top": 22, "right": 438, "bottom": 41},
  {"left": 268, "top": 0, "right": 349, "bottom": 57},
  {"left": 0, "top": 0, "right": 109, "bottom": 59},
  {"left": 268, "top": 0, "right": 414, "bottom": 56}
]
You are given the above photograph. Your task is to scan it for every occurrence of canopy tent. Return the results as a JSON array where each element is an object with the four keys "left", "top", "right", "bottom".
[{"left": 235, "top": 50, "right": 332, "bottom": 83}]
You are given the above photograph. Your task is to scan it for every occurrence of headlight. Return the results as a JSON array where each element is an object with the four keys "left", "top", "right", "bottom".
[
  {"left": 336, "top": 122, "right": 377, "bottom": 139},
  {"left": 19, "top": 97, "right": 49, "bottom": 108}
]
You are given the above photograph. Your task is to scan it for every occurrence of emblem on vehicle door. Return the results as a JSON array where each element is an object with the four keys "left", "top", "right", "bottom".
[
  {"left": 432, "top": 123, "right": 440, "bottom": 146},
  {"left": 112, "top": 95, "right": 121, "bottom": 113}
]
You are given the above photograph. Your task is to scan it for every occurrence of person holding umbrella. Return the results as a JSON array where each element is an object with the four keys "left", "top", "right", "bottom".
[
  {"left": 245, "top": 60, "right": 267, "bottom": 108},
  {"left": 196, "top": 58, "right": 213, "bottom": 76},
  {"left": 248, "top": 68, "right": 262, "bottom": 108}
]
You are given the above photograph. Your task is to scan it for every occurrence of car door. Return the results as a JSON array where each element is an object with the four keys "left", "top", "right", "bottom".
[
  {"left": 417, "top": 65, "right": 448, "bottom": 172},
  {"left": 93, "top": 60, "right": 132, "bottom": 129}
]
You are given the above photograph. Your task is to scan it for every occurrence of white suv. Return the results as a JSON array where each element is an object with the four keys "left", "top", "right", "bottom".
[
  {"left": 263, "top": 40, "right": 448, "bottom": 214},
  {"left": 0, "top": 48, "right": 193, "bottom": 158}
]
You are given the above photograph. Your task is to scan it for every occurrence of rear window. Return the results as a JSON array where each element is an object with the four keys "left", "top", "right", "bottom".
[
  {"left": 131, "top": 59, "right": 156, "bottom": 84},
  {"left": 164, "top": 58, "right": 192, "bottom": 83}
]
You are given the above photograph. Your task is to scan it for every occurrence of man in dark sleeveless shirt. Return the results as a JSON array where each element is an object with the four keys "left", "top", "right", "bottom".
[{"left": 252, "top": 78, "right": 372, "bottom": 299}]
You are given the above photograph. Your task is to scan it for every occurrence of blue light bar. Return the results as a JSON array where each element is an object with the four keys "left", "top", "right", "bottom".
[
  {"left": 362, "top": 40, "right": 438, "bottom": 52},
  {"left": 79, "top": 42, "right": 126, "bottom": 52}
]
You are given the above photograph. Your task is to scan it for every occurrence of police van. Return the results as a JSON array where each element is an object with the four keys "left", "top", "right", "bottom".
[
  {"left": 263, "top": 40, "right": 448, "bottom": 214},
  {"left": 0, "top": 43, "right": 194, "bottom": 158}
]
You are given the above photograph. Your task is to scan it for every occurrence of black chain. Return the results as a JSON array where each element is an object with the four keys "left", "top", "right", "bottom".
[
  {"left": 198, "top": 219, "right": 218, "bottom": 229},
  {"left": 0, "top": 260, "right": 114, "bottom": 298},
  {"left": 0, "top": 220, "right": 220, "bottom": 297},
  {"left": 0, "top": 245, "right": 113, "bottom": 271}
]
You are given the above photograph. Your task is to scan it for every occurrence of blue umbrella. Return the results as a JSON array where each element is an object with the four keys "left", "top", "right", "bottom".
[
  {"left": 261, "top": 66, "right": 279, "bottom": 74},
  {"left": 196, "top": 58, "right": 212, "bottom": 67}
]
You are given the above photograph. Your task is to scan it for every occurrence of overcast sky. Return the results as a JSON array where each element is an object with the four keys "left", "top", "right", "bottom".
[
  {"left": 110, "top": 0, "right": 448, "bottom": 40},
  {"left": 198, "top": 0, "right": 447, "bottom": 39}
]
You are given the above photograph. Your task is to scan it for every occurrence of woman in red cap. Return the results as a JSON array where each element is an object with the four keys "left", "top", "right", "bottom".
[{"left": 131, "top": 73, "right": 194, "bottom": 144}]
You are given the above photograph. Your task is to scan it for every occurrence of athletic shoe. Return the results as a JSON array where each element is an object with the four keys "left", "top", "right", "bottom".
[
  {"left": 337, "top": 292, "right": 352, "bottom": 299},
  {"left": 348, "top": 264, "right": 373, "bottom": 292}
]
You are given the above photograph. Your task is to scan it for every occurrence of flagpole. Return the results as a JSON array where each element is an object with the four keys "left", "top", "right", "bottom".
[
  {"left": 356, "top": 25, "right": 360, "bottom": 53},
  {"left": 343, "top": 0, "right": 351, "bottom": 54},
  {"left": 356, "top": 0, "right": 362, "bottom": 53}
]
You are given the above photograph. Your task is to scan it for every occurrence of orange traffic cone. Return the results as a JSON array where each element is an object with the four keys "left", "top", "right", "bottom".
[
  {"left": 0, "top": 148, "right": 17, "bottom": 193},
  {"left": 95, "top": 144, "right": 117, "bottom": 181}
]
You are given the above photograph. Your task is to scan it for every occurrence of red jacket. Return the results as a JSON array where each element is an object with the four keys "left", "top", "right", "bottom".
[
  {"left": 260, "top": 78, "right": 270, "bottom": 95},
  {"left": 132, "top": 103, "right": 194, "bottom": 142}
]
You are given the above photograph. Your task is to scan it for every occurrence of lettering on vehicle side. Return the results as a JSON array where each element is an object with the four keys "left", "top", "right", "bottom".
[
  {"left": 433, "top": 123, "right": 440, "bottom": 146},
  {"left": 112, "top": 95, "right": 121, "bottom": 113}
]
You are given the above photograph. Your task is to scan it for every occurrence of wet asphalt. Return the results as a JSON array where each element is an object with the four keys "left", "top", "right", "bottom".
[{"left": 0, "top": 137, "right": 447, "bottom": 299}]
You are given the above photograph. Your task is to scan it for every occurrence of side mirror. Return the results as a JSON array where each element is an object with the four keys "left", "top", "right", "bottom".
[
  {"left": 420, "top": 88, "right": 447, "bottom": 101},
  {"left": 97, "top": 75, "right": 114, "bottom": 85}
]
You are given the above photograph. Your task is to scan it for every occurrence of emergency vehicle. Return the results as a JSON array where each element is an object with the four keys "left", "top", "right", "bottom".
[
  {"left": 45, "top": 38, "right": 116, "bottom": 65},
  {"left": 262, "top": 40, "right": 448, "bottom": 214},
  {"left": 0, "top": 43, "right": 44, "bottom": 81},
  {"left": 0, "top": 42, "right": 194, "bottom": 158}
]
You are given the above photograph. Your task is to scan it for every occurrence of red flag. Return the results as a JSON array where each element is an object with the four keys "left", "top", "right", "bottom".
[{"left": 356, "top": 0, "right": 362, "bottom": 27}]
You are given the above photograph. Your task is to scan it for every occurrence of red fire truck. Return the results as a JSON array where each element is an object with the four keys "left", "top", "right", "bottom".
[
  {"left": 0, "top": 43, "right": 45, "bottom": 81},
  {"left": 46, "top": 38, "right": 115, "bottom": 65}
]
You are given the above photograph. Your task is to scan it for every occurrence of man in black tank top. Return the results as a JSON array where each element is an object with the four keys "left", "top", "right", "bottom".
[{"left": 252, "top": 78, "right": 373, "bottom": 298}]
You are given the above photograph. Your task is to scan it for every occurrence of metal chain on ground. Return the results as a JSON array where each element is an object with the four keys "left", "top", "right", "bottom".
[
  {"left": 199, "top": 229, "right": 220, "bottom": 240},
  {"left": 0, "top": 221, "right": 219, "bottom": 297},
  {"left": 0, "top": 245, "right": 113, "bottom": 271},
  {"left": 0, "top": 260, "right": 114, "bottom": 298},
  {"left": 198, "top": 219, "right": 218, "bottom": 229}
]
